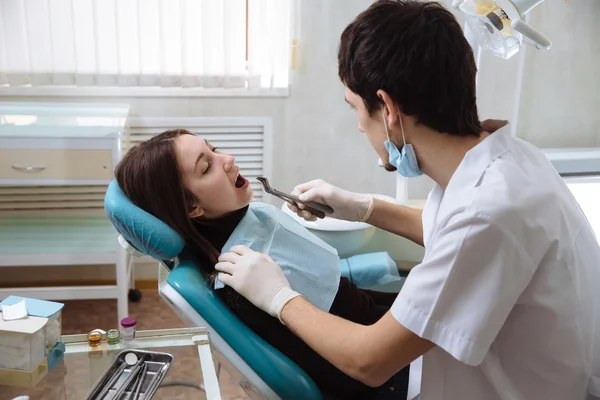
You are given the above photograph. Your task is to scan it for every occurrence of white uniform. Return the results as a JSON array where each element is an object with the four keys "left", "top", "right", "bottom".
[{"left": 391, "top": 127, "right": 600, "bottom": 400}]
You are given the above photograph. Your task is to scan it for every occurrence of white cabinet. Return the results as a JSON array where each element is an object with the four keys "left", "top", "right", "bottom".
[{"left": 0, "top": 102, "right": 131, "bottom": 323}]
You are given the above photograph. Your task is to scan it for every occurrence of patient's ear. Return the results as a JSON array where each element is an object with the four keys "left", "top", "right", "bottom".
[{"left": 188, "top": 205, "right": 204, "bottom": 219}]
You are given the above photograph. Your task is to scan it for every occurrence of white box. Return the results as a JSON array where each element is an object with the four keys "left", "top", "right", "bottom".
[{"left": 0, "top": 313, "right": 48, "bottom": 371}]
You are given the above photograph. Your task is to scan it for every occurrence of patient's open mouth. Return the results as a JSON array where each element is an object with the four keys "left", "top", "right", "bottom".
[{"left": 235, "top": 173, "right": 248, "bottom": 189}]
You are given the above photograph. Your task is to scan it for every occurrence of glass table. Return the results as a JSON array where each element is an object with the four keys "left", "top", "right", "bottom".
[{"left": 0, "top": 327, "right": 225, "bottom": 400}]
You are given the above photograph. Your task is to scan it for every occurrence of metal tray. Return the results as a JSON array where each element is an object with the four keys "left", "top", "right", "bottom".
[{"left": 85, "top": 349, "right": 174, "bottom": 400}]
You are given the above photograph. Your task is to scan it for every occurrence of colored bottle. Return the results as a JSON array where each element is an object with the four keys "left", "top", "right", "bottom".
[
  {"left": 107, "top": 329, "right": 121, "bottom": 345},
  {"left": 87, "top": 330, "right": 103, "bottom": 347}
]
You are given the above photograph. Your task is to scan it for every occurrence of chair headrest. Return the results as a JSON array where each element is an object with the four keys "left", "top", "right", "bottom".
[{"left": 104, "top": 180, "right": 185, "bottom": 260}]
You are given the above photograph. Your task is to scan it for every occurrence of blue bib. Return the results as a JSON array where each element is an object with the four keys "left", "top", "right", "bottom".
[{"left": 215, "top": 202, "right": 341, "bottom": 312}]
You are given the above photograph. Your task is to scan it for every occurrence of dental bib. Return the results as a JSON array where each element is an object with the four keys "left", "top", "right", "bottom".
[{"left": 214, "top": 202, "right": 341, "bottom": 312}]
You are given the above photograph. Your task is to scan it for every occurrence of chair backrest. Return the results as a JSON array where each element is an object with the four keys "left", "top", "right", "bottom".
[{"left": 104, "top": 180, "right": 322, "bottom": 400}]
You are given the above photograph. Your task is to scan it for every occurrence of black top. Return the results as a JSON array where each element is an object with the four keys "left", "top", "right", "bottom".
[{"left": 193, "top": 206, "right": 397, "bottom": 399}]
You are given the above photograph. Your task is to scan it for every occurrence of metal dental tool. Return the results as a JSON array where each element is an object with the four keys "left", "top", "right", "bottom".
[{"left": 256, "top": 176, "right": 333, "bottom": 219}]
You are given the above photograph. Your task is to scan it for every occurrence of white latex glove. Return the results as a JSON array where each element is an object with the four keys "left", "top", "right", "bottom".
[
  {"left": 289, "top": 179, "right": 373, "bottom": 222},
  {"left": 215, "top": 246, "right": 301, "bottom": 321}
]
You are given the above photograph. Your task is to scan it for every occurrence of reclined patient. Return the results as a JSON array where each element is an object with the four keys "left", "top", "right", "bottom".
[{"left": 115, "top": 129, "right": 408, "bottom": 400}]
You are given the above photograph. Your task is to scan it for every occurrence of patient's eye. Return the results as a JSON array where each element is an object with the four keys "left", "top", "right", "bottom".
[{"left": 201, "top": 146, "right": 219, "bottom": 173}]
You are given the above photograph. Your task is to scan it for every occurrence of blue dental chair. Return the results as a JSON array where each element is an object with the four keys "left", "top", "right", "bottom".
[{"left": 104, "top": 180, "right": 323, "bottom": 400}]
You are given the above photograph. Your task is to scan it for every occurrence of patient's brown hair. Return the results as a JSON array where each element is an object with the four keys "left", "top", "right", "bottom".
[{"left": 114, "top": 129, "right": 218, "bottom": 280}]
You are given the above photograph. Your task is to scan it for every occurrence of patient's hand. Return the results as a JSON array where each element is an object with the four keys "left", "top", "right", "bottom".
[{"left": 216, "top": 246, "right": 301, "bottom": 320}]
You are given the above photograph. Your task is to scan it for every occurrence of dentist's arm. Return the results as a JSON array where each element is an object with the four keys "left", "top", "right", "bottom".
[
  {"left": 280, "top": 296, "right": 433, "bottom": 386},
  {"left": 289, "top": 180, "right": 424, "bottom": 246},
  {"left": 368, "top": 198, "right": 424, "bottom": 246},
  {"left": 216, "top": 246, "right": 434, "bottom": 386}
]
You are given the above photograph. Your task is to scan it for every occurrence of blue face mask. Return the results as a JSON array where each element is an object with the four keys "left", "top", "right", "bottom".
[{"left": 382, "top": 109, "right": 423, "bottom": 177}]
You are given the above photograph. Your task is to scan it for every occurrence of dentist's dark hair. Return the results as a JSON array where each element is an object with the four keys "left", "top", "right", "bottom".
[
  {"left": 338, "top": 0, "right": 483, "bottom": 137},
  {"left": 114, "top": 129, "right": 220, "bottom": 283}
]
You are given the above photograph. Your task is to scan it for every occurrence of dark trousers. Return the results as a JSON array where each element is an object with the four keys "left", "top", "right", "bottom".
[{"left": 376, "top": 364, "right": 410, "bottom": 400}]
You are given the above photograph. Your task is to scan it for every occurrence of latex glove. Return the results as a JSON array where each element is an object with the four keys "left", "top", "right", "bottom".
[
  {"left": 215, "top": 246, "right": 301, "bottom": 321},
  {"left": 288, "top": 179, "right": 373, "bottom": 222}
]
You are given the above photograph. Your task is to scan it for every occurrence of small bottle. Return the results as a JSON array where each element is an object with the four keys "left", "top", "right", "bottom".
[
  {"left": 87, "top": 330, "right": 103, "bottom": 347},
  {"left": 107, "top": 329, "right": 121, "bottom": 345},
  {"left": 120, "top": 317, "right": 137, "bottom": 342}
]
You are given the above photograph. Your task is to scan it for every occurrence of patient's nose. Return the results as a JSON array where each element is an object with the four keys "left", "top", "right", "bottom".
[{"left": 222, "top": 154, "right": 236, "bottom": 171}]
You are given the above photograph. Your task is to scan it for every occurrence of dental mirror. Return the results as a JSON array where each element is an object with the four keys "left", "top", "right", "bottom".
[{"left": 125, "top": 352, "right": 138, "bottom": 366}]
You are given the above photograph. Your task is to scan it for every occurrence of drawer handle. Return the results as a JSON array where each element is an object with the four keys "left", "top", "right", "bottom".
[{"left": 11, "top": 164, "right": 47, "bottom": 173}]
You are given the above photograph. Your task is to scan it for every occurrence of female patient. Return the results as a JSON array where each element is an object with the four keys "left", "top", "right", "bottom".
[{"left": 115, "top": 129, "right": 408, "bottom": 400}]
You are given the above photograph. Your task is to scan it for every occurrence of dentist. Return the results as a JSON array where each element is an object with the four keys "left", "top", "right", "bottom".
[{"left": 216, "top": 1, "right": 600, "bottom": 399}]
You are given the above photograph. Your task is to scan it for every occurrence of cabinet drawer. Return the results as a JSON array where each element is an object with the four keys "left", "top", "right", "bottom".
[{"left": 0, "top": 149, "right": 112, "bottom": 181}]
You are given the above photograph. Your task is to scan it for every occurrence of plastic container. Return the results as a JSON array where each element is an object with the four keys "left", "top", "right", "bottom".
[
  {"left": 120, "top": 317, "right": 137, "bottom": 341},
  {"left": 47, "top": 341, "right": 65, "bottom": 369}
]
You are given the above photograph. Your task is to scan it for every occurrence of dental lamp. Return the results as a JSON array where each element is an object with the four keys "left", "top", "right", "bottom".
[{"left": 452, "top": 0, "right": 552, "bottom": 60}]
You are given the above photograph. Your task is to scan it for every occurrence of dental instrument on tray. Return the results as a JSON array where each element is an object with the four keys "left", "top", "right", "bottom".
[
  {"left": 257, "top": 176, "right": 333, "bottom": 219},
  {"left": 85, "top": 350, "right": 173, "bottom": 400}
]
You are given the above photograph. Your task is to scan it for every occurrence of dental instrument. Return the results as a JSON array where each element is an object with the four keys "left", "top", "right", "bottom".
[
  {"left": 86, "top": 350, "right": 172, "bottom": 400},
  {"left": 108, "top": 353, "right": 148, "bottom": 400},
  {"left": 132, "top": 364, "right": 148, "bottom": 400},
  {"left": 257, "top": 176, "right": 333, "bottom": 219}
]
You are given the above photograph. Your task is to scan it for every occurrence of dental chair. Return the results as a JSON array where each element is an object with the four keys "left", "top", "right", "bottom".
[{"left": 104, "top": 180, "right": 323, "bottom": 400}]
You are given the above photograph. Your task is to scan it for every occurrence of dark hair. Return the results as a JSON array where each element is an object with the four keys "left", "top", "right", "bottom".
[
  {"left": 114, "top": 129, "right": 219, "bottom": 281},
  {"left": 338, "top": 0, "right": 482, "bottom": 137}
]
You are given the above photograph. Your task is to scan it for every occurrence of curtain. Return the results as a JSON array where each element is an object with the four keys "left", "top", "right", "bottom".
[{"left": 0, "top": 0, "right": 291, "bottom": 89}]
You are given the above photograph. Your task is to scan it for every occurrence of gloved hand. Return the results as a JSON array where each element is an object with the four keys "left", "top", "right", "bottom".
[
  {"left": 215, "top": 246, "right": 301, "bottom": 321},
  {"left": 288, "top": 179, "right": 374, "bottom": 222}
]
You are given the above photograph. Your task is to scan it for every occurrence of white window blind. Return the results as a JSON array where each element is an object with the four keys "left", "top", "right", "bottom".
[{"left": 0, "top": 0, "right": 292, "bottom": 94}]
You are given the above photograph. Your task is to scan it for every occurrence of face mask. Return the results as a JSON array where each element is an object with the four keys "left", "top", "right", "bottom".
[{"left": 382, "top": 108, "right": 423, "bottom": 178}]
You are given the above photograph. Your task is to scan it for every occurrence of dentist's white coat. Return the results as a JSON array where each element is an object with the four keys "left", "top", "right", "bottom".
[{"left": 391, "top": 127, "right": 600, "bottom": 400}]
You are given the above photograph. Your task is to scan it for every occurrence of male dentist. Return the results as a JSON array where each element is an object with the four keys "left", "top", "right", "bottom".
[{"left": 216, "top": 1, "right": 600, "bottom": 399}]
